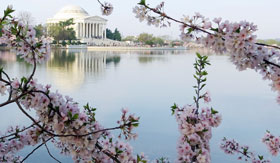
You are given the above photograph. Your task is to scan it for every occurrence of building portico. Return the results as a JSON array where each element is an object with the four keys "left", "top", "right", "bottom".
[{"left": 47, "top": 5, "right": 107, "bottom": 44}]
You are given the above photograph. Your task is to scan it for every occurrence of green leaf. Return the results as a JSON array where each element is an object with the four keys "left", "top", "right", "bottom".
[
  {"left": 132, "top": 123, "right": 139, "bottom": 127},
  {"left": 193, "top": 74, "right": 199, "bottom": 80},
  {"left": 4, "top": 6, "right": 15, "bottom": 17},
  {"left": 258, "top": 155, "right": 263, "bottom": 160},
  {"left": 201, "top": 71, "right": 208, "bottom": 76},
  {"left": 138, "top": 0, "right": 146, "bottom": 5},
  {"left": 187, "top": 28, "right": 194, "bottom": 34},
  {"left": 211, "top": 107, "right": 219, "bottom": 114},
  {"left": 235, "top": 27, "right": 241, "bottom": 33},
  {"left": 200, "top": 84, "right": 206, "bottom": 90},
  {"left": 196, "top": 52, "right": 202, "bottom": 59},
  {"left": 21, "top": 77, "right": 28, "bottom": 84},
  {"left": 201, "top": 78, "right": 207, "bottom": 82},
  {"left": 73, "top": 113, "right": 79, "bottom": 120},
  {"left": 210, "top": 28, "right": 219, "bottom": 32},
  {"left": 137, "top": 155, "right": 141, "bottom": 162},
  {"left": 67, "top": 111, "right": 72, "bottom": 118},
  {"left": 171, "top": 103, "right": 177, "bottom": 115}
]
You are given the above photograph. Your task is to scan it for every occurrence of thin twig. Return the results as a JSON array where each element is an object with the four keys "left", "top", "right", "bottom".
[
  {"left": 44, "top": 140, "right": 62, "bottom": 163},
  {"left": 0, "top": 124, "right": 35, "bottom": 140},
  {"left": 20, "top": 137, "right": 52, "bottom": 163}
]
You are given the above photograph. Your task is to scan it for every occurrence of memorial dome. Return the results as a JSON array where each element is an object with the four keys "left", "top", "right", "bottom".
[{"left": 53, "top": 5, "right": 89, "bottom": 20}]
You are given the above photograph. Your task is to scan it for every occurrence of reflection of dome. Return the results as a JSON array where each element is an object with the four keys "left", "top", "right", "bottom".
[
  {"left": 53, "top": 5, "right": 89, "bottom": 20},
  {"left": 48, "top": 67, "right": 85, "bottom": 92}
]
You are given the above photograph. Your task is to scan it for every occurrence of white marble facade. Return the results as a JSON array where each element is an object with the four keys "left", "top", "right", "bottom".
[{"left": 47, "top": 5, "right": 107, "bottom": 44}]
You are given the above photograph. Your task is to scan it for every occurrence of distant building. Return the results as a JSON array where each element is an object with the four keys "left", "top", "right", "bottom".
[{"left": 47, "top": 5, "right": 107, "bottom": 44}]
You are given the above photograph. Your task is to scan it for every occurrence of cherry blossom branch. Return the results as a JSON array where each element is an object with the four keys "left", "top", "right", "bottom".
[
  {"left": 140, "top": 2, "right": 212, "bottom": 36},
  {"left": 221, "top": 138, "right": 270, "bottom": 162},
  {"left": 0, "top": 124, "right": 35, "bottom": 140},
  {"left": 256, "top": 42, "right": 280, "bottom": 50},
  {"left": 16, "top": 99, "right": 134, "bottom": 138},
  {"left": 0, "top": 91, "right": 30, "bottom": 107},
  {"left": 96, "top": 142, "right": 121, "bottom": 163},
  {"left": 138, "top": 1, "right": 280, "bottom": 50}
]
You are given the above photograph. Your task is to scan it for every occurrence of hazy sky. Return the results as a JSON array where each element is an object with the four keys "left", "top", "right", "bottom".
[{"left": 0, "top": 0, "right": 279, "bottom": 39}]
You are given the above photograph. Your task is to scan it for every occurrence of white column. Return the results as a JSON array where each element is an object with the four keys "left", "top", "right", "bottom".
[
  {"left": 104, "top": 27, "right": 106, "bottom": 39},
  {"left": 99, "top": 24, "right": 102, "bottom": 38},
  {"left": 100, "top": 24, "right": 103, "bottom": 39},
  {"left": 78, "top": 23, "right": 80, "bottom": 38},
  {"left": 94, "top": 23, "right": 97, "bottom": 37},
  {"left": 89, "top": 23, "right": 91, "bottom": 38},
  {"left": 81, "top": 23, "right": 83, "bottom": 38},
  {"left": 84, "top": 23, "right": 87, "bottom": 38},
  {"left": 88, "top": 23, "right": 90, "bottom": 38},
  {"left": 91, "top": 23, "right": 93, "bottom": 38},
  {"left": 97, "top": 24, "right": 100, "bottom": 38}
]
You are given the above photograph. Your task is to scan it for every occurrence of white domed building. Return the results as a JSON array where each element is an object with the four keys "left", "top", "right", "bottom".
[{"left": 47, "top": 5, "right": 107, "bottom": 45}]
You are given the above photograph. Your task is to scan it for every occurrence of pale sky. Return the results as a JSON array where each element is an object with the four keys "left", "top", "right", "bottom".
[{"left": 0, "top": 0, "right": 279, "bottom": 39}]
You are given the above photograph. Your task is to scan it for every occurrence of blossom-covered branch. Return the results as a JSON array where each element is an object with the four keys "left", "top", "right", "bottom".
[
  {"left": 133, "top": 0, "right": 280, "bottom": 106},
  {"left": 171, "top": 53, "right": 222, "bottom": 163},
  {"left": 0, "top": 6, "right": 147, "bottom": 162},
  {"left": 221, "top": 138, "right": 270, "bottom": 163}
]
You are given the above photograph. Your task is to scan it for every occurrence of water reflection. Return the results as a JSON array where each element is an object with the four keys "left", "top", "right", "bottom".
[
  {"left": 138, "top": 56, "right": 166, "bottom": 64},
  {"left": 1, "top": 49, "right": 280, "bottom": 162}
]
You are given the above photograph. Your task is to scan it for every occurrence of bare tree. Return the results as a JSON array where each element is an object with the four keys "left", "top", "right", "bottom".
[{"left": 17, "top": 11, "right": 34, "bottom": 26}]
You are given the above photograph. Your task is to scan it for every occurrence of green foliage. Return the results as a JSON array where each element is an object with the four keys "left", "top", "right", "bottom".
[
  {"left": 211, "top": 107, "right": 218, "bottom": 114},
  {"left": 193, "top": 53, "right": 210, "bottom": 108},
  {"left": 84, "top": 103, "right": 97, "bottom": 123},
  {"left": 136, "top": 155, "right": 147, "bottom": 163},
  {"left": 113, "top": 28, "right": 121, "bottom": 41},
  {"left": 171, "top": 103, "right": 178, "bottom": 115},
  {"left": 34, "top": 24, "right": 45, "bottom": 38},
  {"left": 67, "top": 111, "right": 79, "bottom": 121},
  {"left": 156, "top": 157, "right": 170, "bottom": 163},
  {"left": 61, "top": 40, "right": 66, "bottom": 46},
  {"left": 122, "top": 36, "right": 136, "bottom": 41},
  {"left": 138, "top": 0, "right": 146, "bottom": 5},
  {"left": 106, "top": 28, "right": 122, "bottom": 41},
  {"left": 137, "top": 33, "right": 165, "bottom": 46},
  {"left": 48, "top": 18, "right": 76, "bottom": 43},
  {"left": 3, "top": 6, "right": 14, "bottom": 19}
]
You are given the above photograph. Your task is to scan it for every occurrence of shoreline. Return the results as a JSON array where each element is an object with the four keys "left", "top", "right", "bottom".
[{"left": 87, "top": 46, "right": 188, "bottom": 51}]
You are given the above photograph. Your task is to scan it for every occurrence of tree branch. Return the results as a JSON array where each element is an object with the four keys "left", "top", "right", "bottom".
[
  {"left": 44, "top": 140, "right": 62, "bottom": 163},
  {"left": 96, "top": 142, "right": 121, "bottom": 163},
  {"left": 21, "top": 137, "right": 52, "bottom": 163}
]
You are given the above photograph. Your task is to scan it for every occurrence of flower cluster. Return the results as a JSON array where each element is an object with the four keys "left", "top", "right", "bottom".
[
  {"left": 174, "top": 105, "right": 221, "bottom": 163},
  {"left": 0, "top": 125, "right": 48, "bottom": 162},
  {"left": 117, "top": 108, "right": 139, "bottom": 140},
  {"left": 1, "top": 21, "right": 50, "bottom": 64},
  {"left": 133, "top": 1, "right": 170, "bottom": 28},
  {"left": 262, "top": 131, "right": 280, "bottom": 156},
  {"left": 100, "top": 2, "right": 113, "bottom": 16},
  {"left": 221, "top": 138, "right": 271, "bottom": 163}
]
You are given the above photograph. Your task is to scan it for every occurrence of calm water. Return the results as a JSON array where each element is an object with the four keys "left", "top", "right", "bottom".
[{"left": 1, "top": 49, "right": 280, "bottom": 162}]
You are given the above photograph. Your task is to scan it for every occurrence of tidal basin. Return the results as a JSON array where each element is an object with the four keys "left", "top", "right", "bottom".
[{"left": 0, "top": 49, "right": 280, "bottom": 162}]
